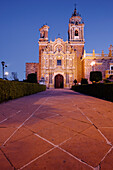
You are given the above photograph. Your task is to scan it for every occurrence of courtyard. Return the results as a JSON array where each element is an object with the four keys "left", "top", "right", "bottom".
[{"left": 0, "top": 89, "right": 113, "bottom": 170}]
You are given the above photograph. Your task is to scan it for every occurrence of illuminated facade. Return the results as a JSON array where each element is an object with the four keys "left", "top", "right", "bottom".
[
  {"left": 83, "top": 46, "right": 113, "bottom": 80},
  {"left": 26, "top": 7, "right": 113, "bottom": 88}
]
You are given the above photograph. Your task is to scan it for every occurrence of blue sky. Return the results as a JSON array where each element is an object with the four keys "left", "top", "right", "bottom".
[{"left": 0, "top": 0, "right": 113, "bottom": 80}]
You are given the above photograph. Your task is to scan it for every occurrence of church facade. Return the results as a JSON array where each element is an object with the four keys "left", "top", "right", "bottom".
[{"left": 26, "top": 8, "right": 113, "bottom": 88}]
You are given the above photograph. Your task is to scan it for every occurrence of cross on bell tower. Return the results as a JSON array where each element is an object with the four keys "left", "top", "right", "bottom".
[{"left": 73, "top": 3, "right": 77, "bottom": 16}]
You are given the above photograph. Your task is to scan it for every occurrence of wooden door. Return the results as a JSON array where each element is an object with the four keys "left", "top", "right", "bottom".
[{"left": 55, "top": 74, "right": 64, "bottom": 88}]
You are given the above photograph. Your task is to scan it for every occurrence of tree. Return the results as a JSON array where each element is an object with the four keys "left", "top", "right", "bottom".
[
  {"left": 11, "top": 72, "right": 19, "bottom": 81},
  {"left": 73, "top": 79, "right": 77, "bottom": 85},
  {"left": 90, "top": 71, "right": 102, "bottom": 83},
  {"left": 81, "top": 78, "right": 88, "bottom": 85},
  {"left": 27, "top": 73, "right": 37, "bottom": 83}
]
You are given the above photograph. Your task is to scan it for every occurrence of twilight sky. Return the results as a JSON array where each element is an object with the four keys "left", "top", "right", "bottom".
[{"left": 0, "top": 0, "right": 113, "bottom": 80}]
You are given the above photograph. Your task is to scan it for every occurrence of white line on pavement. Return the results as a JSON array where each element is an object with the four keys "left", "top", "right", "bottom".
[
  {"left": 45, "top": 114, "right": 60, "bottom": 119},
  {"left": 100, "top": 146, "right": 113, "bottom": 163},
  {"left": 35, "top": 133, "right": 57, "bottom": 147},
  {"left": 19, "top": 147, "right": 56, "bottom": 170},
  {"left": 77, "top": 107, "right": 112, "bottom": 146},
  {"left": 0, "top": 110, "right": 21, "bottom": 124},
  {"left": 19, "top": 132, "right": 94, "bottom": 170},
  {"left": 2, "top": 92, "right": 54, "bottom": 147},
  {"left": 0, "top": 118, "right": 8, "bottom": 124},
  {"left": 70, "top": 96, "right": 113, "bottom": 168},
  {"left": 58, "top": 146, "right": 94, "bottom": 169}
]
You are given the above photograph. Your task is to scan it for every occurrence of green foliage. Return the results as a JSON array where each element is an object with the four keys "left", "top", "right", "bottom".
[
  {"left": 0, "top": 79, "right": 5, "bottom": 81},
  {"left": 90, "top": 71, "right": 102, "bottom": 83},
  {"left": 103, "top": 79, "right": 111, "bottom": 83},
  {"left": 81, "top": 78, "right": 88, "bottom": 85},
  {"left": 0, "top": 80, "right": 46, "bottom": 103},
  {"left": 109, "top": 75, "right": 113, "bottom": 79},
  {"left": 27, "top": 73, "right": 37, "bottom": 83},
  {"left": 73, "top": 79, "right": 77, "bottom": 85},
  {"left": 71, "top": 83, "right": 113, "bottom": 102}
]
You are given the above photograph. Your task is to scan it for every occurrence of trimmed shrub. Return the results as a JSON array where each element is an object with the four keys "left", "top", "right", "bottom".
[
  {"left": 27, "top": 73, "right": 37, "bottom": 83},
  {"left": 103, "top": 79, "right": 111, "bottom": 83},
  {"left": 108, "top": 75, "right": 113, "bottom": 79},
  {"left": 71, "top": 83, "right": 113, "bottom": 102},
  {"left": 81, "top": 78, "right": 88, "bottom": 85},
  {"left": 0, "top": 80, "right": 46, "bottom": 103},
  {"left": 90, "top": 71, "right": 102, "bottom": 83},
  {"left": 73, "top": 79, "right": 77, "bottom": 85}
]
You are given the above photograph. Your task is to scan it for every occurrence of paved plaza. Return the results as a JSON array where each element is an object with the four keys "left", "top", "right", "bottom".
[{"left": 0, "top": 89, "right": 113, "bottom": 170}]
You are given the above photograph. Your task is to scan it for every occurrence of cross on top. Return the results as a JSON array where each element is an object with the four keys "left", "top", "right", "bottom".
[
  {"left": 74, "top": 3, "right": 77, "bottom": 9},
  {"left": 58, "top": 33, "right": 61, "bottom": 37}
]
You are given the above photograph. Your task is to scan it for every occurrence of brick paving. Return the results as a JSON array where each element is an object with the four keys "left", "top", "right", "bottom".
[{"left": 0, "top": 89, "right": 113, "bottom": 170}]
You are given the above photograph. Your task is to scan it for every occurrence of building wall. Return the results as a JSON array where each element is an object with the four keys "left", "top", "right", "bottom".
[
  {"left": 39, "top": 38, "right": 78, "bottom": 88},
  {"left": 83, "top": 50, "right": 113, "bottom": 81},
  {"left": 26, "top": 48, "right": 113, "bottom": 85}
]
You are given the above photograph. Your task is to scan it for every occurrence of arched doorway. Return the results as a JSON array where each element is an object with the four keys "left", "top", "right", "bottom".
[{"left": 55, "top": 74, "right": 64, "bottom": 88}]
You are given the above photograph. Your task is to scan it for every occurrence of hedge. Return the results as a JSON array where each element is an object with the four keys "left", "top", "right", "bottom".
[
  {"left": 71, "top": 83, "right": 113, "bottom": 102},
  {"left": 90, "top": 71, "right": 102, "bottom": 83},
  {"left": 0, "top": 80, "right": 46, "bottom": 103}
]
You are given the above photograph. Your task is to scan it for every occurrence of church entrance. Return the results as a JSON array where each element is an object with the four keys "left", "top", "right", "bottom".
[{"left": 55, "top": 74, "right": 64, "bottom": 88}]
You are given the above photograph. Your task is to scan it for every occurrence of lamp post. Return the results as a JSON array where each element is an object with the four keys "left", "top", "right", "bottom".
[
  {"left": 1, "top": 61, "right": 7, "bottom": 79},
  {"left": 90, "top": 61, "right": 96, "bottom": 71}
]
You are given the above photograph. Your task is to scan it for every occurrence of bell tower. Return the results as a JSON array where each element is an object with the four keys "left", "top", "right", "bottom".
[
  {"left": 68, "top": 7, "right": 84, "bottom": 42},
  {"left": 39, "top": 25, "right": 49, "bottom": 41},
  {"left": 68, "top": 7, "right": 85, "bottom": 82},
  {"left": 38, "top": 25, "right": 49, "bottom": 80}
]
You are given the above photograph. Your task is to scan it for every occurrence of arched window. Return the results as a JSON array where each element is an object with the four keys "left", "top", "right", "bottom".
[
  {"left": 40, "top": 31, "right": 45, "bottom": 38},
  {"left": 75, "top": 30, "right": 78, "bottom": 36},
  {"left": 57, "top": 60, "right": 62, "bottom": 66}
]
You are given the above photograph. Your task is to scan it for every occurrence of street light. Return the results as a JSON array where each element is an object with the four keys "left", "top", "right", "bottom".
[
  {"left": 1, "top": 61, "right": 7, "bottom": 79},
  {"left": 90, "top": 61, "right": 96, "bottom": 71},
  {"left": 5, "top": 72, "right": 9, "bottom": 76},
  {"left": 4, "top": 72, "right": 9, "bottom": 80}
]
